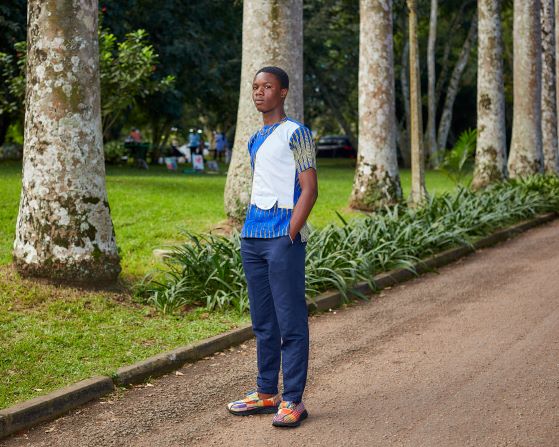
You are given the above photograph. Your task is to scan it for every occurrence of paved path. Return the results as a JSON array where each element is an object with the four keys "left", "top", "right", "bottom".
[{"left": 3, "top": 221, "right": 559, "bottom": 447}]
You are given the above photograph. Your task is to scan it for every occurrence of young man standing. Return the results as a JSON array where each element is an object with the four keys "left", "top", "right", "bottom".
[{"left": 227, "top": 66, "right": 318, "bottom": 428}]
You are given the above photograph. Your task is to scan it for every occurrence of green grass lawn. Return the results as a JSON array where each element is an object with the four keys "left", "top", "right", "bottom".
[
  {"left": 0, "top": 265, "right": 250, "bottom": 409},
  {"left": 0, "top": 158, "right": 467, "bottom": 409},
  {"left": 0, "top": 159, "right": 467, "bottom": 278}
]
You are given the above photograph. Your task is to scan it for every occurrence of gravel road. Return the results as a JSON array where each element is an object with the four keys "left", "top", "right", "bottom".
[{"left": 3, "top": 220, "right": 558, "bottom": 447}]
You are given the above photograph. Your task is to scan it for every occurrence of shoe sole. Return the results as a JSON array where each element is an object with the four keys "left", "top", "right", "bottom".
[
  {"left": 272, "top": 410, "right": 309, "bottom": 428},
  {"left": 227, "top": 405, "right": 279, "bottom": 416}
]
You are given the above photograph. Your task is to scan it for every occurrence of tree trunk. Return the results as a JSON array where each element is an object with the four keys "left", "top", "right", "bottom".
[
  {"left": 399, "top": 40, "right": 412, "bottom": 168},
  {"left": 472, "top": 0, "right": 507, "bottom": 189},
  {"left": 434, "top": 0, "right": 475, "bottom": 106},
  {"left": 350, "top": 0, "right": 401, "bottom": 210},
  {"left": 434, "top": 39, "right": 452, "bottom": 108},
  {"left": 541, "top": 0, "right": 559, "bottom": 174},
  {"left": 425, "top": 0, "right": 438, "bottom": 166},
  {"left": 13, "top": 0, "right": 120, "bottom": 283},
  {"left": 224, "top": 0, "right": 303, "bottom": 222},
  {"left": 407, "top": 0, "right": 427, "bottom": 206},
  {"left": 556, "top": 0, "right": 559, "bottom": 172},
  {"left": 437, "top": 17, "right": 478, "bottom": 152},
  {"left": 508, "top": 0, "right": 544, "bottom": 177}
]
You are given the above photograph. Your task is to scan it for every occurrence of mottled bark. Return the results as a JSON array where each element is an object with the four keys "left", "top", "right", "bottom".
[
  {"left": 472, "top": 0, "right": 507, "bottom": 190},
  {"left": 425, "top": 0, "right": 438, "bottom": 166},
  {"left": 541, "top": 0, "right": 559, "bottom": 174},
  {"left": 13, "top": 0, "right": 121, "bottom": 282},
  {"left": 224, "top": 0, "right": 303, "bottom": 221},
  {"left": 407, "top": 0, "right": 427, "bottom": 206},
  {"left": 509, "top": 0, "right": 544, "bottom": 177},
  {"left": 437, "top": 17, "right": 478, "bottom": 151},
  {"left": 350, "top": 0, "right": 402, "bottom": 210}
]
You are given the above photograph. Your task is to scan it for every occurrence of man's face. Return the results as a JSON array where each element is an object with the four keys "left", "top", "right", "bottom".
[{"left": 252, "top": 72, "right": 288, "bottom": 113}]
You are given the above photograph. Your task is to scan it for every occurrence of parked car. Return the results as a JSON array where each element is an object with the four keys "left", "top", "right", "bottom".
[{"left": 315, "top": 135, "right": 356, "bottom": 158}]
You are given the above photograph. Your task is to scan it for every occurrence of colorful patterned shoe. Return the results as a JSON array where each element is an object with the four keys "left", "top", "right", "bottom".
[
  {"left": 226, "top": 391, "right": 280, "bottom": 416},
  {"left": 272, "top": 401, "right": 308, "bottom": 427}
]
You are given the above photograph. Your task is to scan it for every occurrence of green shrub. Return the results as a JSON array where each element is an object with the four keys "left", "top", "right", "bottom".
[
  {"left": 104, "top": 140, "right": 127, "bottom": 164},
  {"left": 436, "top": 128, "right": 477, "bottom": 185},
  {"left": 137, "top": 175, "right": 559, "bottom": 315}
]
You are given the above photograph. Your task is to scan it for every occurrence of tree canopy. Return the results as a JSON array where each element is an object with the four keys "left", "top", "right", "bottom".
[{"left": 0, "top": 0, "right": 517, "bottom": 155}]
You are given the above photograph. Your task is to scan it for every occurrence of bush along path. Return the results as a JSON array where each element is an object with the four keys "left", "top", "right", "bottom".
[{"left": 139, "top": 175, "right": 559, "bottom": 314}]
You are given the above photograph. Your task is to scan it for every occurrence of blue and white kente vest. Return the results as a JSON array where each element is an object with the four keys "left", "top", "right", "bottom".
[{"left": 240, "top": 117, "right": 316, "bottom": 242}]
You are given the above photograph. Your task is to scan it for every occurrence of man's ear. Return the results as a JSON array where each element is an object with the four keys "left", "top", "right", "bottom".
[{"left": 280, "top": 88, "right": 288, "bottom": 99}]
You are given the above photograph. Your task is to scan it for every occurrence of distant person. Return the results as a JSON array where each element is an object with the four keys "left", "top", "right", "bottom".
[
  {"left": 197, "top": 131, "right": 205, "bottom": 156},
  {"left": 188, "top": 128, "right": 200, "bottom": 152},
  {"left": 226, "top": 66, "right": 318, "bottom": 428},
  {"left": 214, "top": 131, "right": 226, "bottom": 161},
  {"left": 130, "top": 128, "right": 142, "bottom": 143}
]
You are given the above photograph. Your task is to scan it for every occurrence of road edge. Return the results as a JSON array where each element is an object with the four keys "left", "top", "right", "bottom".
[{"left": 1, "top": 212, "right": 556, "bottom": 440}]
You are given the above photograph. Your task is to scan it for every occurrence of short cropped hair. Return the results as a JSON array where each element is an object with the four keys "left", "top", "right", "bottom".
[{"left": 255, "top": 66, "right": 289, "bottom": 89}]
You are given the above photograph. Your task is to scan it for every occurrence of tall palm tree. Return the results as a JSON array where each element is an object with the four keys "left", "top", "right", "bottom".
[
  {"left": 472, "top": 0, "right": 507, "bottom": 189},
  {"left": 425, "top": 0, "right": 438, "bottom": 166},
  {"left": 508, "top": 0, "right": 544, "bottom": 177},
  {"left": 13, "top": 0, "right": 121, "bottom": 282},
  {"left": 224, "top": 0, "right": 304, "bottom": 222},
  {"left": 407, "top": 0, "right": 427, "bottom": 206},
  {"left": 541, "top": 0, "right": 559, "bottom": 174},
  {"left": 350, "top": 0, "right": 402, "bottom": 210},
  {"left": 436, "top": 16, "right": 478, "bottom": 153}
]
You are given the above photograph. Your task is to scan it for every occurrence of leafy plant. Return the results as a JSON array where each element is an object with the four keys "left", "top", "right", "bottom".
[
  {"left": 138, "top": 175, "right": 559, "bottom": 315},
  {"left": 99, "top": 28, "right": 175, "bottom": 139},
  {"left": 436, "top": 128, "right": 477, "bottom": 186},
  {"left": 103, "top": 140, "right": 127, "bottom": 164},
  {"left": 0, "top": 28, "right": 174, "bottom": 141},
  {"left": 0, "top": 41, "right": 25, "bottom": 118}
]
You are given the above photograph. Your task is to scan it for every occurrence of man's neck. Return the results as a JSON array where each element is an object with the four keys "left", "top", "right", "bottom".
[{"left": 262, "top": 108, "right": 287, "bottom": 126}]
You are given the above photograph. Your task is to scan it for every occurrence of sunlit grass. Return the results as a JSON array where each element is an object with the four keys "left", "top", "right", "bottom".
[{"left": 0, "top": 159, "right": 465, "bottom": 278}]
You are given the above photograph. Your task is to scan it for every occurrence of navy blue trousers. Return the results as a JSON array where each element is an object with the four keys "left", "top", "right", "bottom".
[{"left": 240, "top": 233, "right": 309, "bottom": 403}]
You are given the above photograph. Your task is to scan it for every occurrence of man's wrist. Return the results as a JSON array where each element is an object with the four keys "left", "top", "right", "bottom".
[{"left": 288, "top": 226, "right": 297, "bottom": 243}]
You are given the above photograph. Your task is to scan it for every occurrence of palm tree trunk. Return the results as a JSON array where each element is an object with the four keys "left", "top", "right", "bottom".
[
  {"left": 434, "top": 0, "right": 475, "bottom": 106},
  {"left": 425, "top": 0, "right": 438, "bottom": 166},
  {"left": 224, "top": 0, "right": 303, "bottom": 222},
  {"left": 508, "top": 0, "right": 544, "bottom": 177},
  {"left": 13, "top": 0, "right": 120, "bottom": 282},
  {"left": 399, "top": 40, "right": 412, "bottom": 168},
  {"left": 541, "top": 0, "right": 559, "bottom": 174},
  {"left": 407, "top": 0, "right": 427, "bottom": 206},
  {"left": 437, "top": 17, "right": 478, "bottom": 152},
  {"left": 472, "top": 0, "right": 507, "bottom": 189},
  {"left": 350, "top": 0, "right": 401, "bottom": 210},
  {"left": 556, "top": 0, "right": 559, "bottom": 171}
]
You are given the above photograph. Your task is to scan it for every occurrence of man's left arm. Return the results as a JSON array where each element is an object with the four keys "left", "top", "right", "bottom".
[
  {"left": 289, "top": 168, "right": 318, "bottom": 241},
  {"left": 288, "top": 126, "right": 318, "bottom": 241}
]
